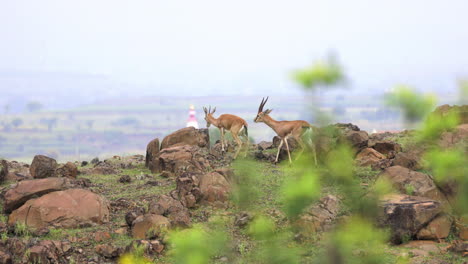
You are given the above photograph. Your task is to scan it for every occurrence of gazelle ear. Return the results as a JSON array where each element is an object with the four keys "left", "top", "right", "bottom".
[
  {"left": 265, "top": 109, "right": 273, "bottom": 114},
  {"left": 211, "top": 107, "right": 216, "bottom": 114}
]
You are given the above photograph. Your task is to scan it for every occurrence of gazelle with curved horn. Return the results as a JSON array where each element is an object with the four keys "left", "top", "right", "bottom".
[
  {"left": 203, "top": 106, "right": 249, "bottom": 158},
  {"left": 254, "top": 97, "right": 317, "bottom": 164}
]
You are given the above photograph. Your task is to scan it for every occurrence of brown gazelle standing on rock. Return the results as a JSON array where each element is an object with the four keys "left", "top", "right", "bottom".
[
  {"left": 203, "top": 106, "right": 249, "bottom": 158},
  {"left": 254, "top": 97, "right": 317, "bottom": 165}
]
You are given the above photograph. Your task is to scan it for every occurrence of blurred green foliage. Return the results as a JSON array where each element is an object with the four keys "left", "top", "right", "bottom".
[
  {"left": 292, "top": 58, "right": 344, "bottom": 90},
  {"left": 327, "top": 216, "right": 392, "bottom": 264},
  {"left": 417, "top": 110, "right": 459, "bottom": 144},
  {"left": 168, "top": 223, "right": 228, "bottom": 264},
  {"left": 385, "top": 85, "right": 436, "bottom": 124},
  {"left": 231, "top": 158, "right": 261, "bottom": 210},
  {"left": 281, "top": 162, "right": 320, "bottom": 218},
  {"left": 247, "top": 216, "right": 300, "bottom": 264}
]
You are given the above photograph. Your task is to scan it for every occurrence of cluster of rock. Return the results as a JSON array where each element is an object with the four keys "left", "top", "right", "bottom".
[
  {"left": 0, "top": 155, "right": 110, "bottom": 263},
  {"left": 113, "top": 127, "right": 234, "bottom": 256}
]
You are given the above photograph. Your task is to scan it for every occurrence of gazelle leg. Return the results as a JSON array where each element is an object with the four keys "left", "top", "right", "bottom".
[
  {"left": 284, "top": 137, "right": 292, "bottom": 164},
  {"left": 243, "top": 132, "right": 249, "bottom": 157},
  {"left": 220, "top": 128, "right": 225, "bottom": 152},
  {"left": 275, "top": 139, "right": 284, "bottom": 163},
  {"left": 312, "top": 141, "right": 317, "bottom": 166},
  {"left": 232, "top": 133, "right": 242, "bottom": 158},
  {"left": 295, "top": 138, "right": 305, "bottom": 161}
]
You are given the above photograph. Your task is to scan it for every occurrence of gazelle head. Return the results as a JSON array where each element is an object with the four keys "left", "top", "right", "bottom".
[
  {"left": 254, "top": 97, "right": 272, "bottom": 123},
  {"left": 203, "top": 106, "right": 216, "bottom": 127}
]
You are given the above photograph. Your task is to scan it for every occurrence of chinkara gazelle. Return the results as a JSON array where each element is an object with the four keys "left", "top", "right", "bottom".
[
  {"left": 203, "top": 106, "right": 249, "bottom": 158},
  {"left": 254, "top": 97, "right": 317, "bottom": 164}
]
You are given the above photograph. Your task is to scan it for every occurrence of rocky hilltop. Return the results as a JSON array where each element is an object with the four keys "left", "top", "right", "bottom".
[{"left": 0, "top": 105, "right": 466, "bottom": 264}]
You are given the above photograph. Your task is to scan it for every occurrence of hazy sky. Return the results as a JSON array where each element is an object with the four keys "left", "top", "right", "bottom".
[{"left": 1, "top": 0, "right": 467, "bottom": 97}]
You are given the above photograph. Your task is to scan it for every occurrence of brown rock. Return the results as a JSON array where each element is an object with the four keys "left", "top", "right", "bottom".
[
  {"left": 371, "top": 158, "right": 393, "bottom": 171},
  {"left": 439, "top": 123, "right": 468, "bottom": 149},
  {"left": 119, "top": 175, "right": 132, "bottom": 183},
  {"left": 378, "top": 166, "right": 448, "bottom": 204},
  {"left": 401, "top": 240, "right": 441, "bottom": 257},
  {"left": 55, "top": 162, "right": 78, "bottom": 179},
  {"left": 417, "top": 214, "right": 453, "bottom": 240},
  {"left": 28, "top": 240, "right": 63, "bottom": 264},
  {"left": 8, "top": 189, "right": 110, "bottom": 229},
  {"left": 0, "top": 248, "right": 12, "bottom": 264},
  {"left": 432, "top": 104, "right": 468, "bottom": 124},
  {"left": 95, "top": 244, "right": 122, "bottom": 258},
  {"left": 355, "top": 148, "right": 386, "bottom": 167},
  {"left": 378, "top": 194, "right": 442, "bottom": 244},
  {"left": 132, "top": 214, "right": 171, "bottom": 239},
  {"left": 114, "top": 228, "right": 127, "bottom": 235},
  {"left": 160, "top": 127, "right": 209, "bottom": 150},
  {"left": 148, "top": 195, "right": 183, "bottom": 216},
  {"left": 215, "top": 168, "right": 235, "bottom": 183},
  {"left": 160, "top": 171, "right": 173, "bottom": 178},
  {"left": 199, "top": 172, "right": 230, "bottom": 204},
  {"left": 126, "top": 240, "right": 165, "bottom": 255},
  {"left": 125, "top": 207, "right": 145, "bottom": 227},
  {"left": 173, "top": 172, "right": 202, "bottom": 208},
  {"left": 30, "top": 155, "right": 57, "bottom": 178},
  {"left": 370, "top": 141, "right": 402, "bottom": 157},
  {"left": 148, "top": 195, "right": 191, "bottom": 227},
  {"left": 3, "top": 177, "right": 73, "bottom": 213},
  {"left": 456, "top": 216, "right": 468, "bottom": 240},
  {"left": 91, "top": 162, "right": 118, "bottom": 175},
  {"left": 392, "top": 150, "right": 422, "bottom": 170},
  {"left": 342, "top": 130, "right": 369, "bottom": 152},
  {"left": 1, "top": 160, "right": 32, "bottom": 183},
  {"left": 257, "top": 141, "right": 273, "bottom": 151},
  {"left": 94, "top": 231, "right": 112, "bottom": 242},
  {"left": 151, "top": 145, "right": 211, "bottom": 174},
  {"left": 146, "top": 138, "right": 160, "bottom": 170},
  {"left": 449, "top": 240, "right": 468, "bottom": 255},
  {"left": 5, "top": 238, "right": 26, "bottom": 258},
  {"left": 296, "top": 195, "right": 340, "bottom": 233}
]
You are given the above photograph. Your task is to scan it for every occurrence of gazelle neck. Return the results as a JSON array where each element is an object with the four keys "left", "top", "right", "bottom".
[
  {"left": 207, "top": 115, "right": 220, "bottom": 127},
  {"left": 262, "top": 115, "right": 280, "bottom": 130}
]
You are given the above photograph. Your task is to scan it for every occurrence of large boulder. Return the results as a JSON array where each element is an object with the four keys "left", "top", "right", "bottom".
[
  {"left": 378, "top": 166, "right": 447, "bottom": 205},
  {"left": 0, "top": 160, "right": 31, "bottom": 182},
  {"left": 199, "top": 172, "right": 230, "bottom": 204},
  {"left": 8, "top": 189, "right": 110, "bottom": 229},
  {"left": 296, "top": 195, "right": 340, "bottom": 233},
  {"left": 131, "top": 214, "right": 171, "bottom": 239},
  {"left": 160, "top": 127, "right": 209, "bottom": 150},
  {"left": 172, "top": 172, "right": 202, "bottom": 208},
  {"left": 416, "top": 213, "right": 453, "bottom": 240},
  {"left": 55, "top": 162, "right": 78, "bottom": 179},
  {"left": 355, "top": 148, "right": 386, "bottom": 167},
  {"left": 378, "top": 194, "right": 442, "bottom": 244},
  {"left": 342, "top": 130, "right": 369, "bottom": 153},
  {"left": 150, "top": 145, "right": 211, "bottom": 174},
  {"left": 392, "top": 151, "right": 422, "bottom": 170},
  {"left": 146, "top": 138, "right": 160, "bottom": 170},
  {"left": 148, "top": 195, "right": 191, "bottom": 227},
  {"left": 27, "top": 240, "right": 69, "bottom": 264},
  {"left": 432, "top": 104, "right": 468, "bottom": 124},
  {"left": 3, "top": 177, "right": 74, "bottom": 213},
  {"left": 30, "top": 155, "right": 57, "bottom": 179},
  {"left": 370, "top": 141, "right": 402, "bottom": 158},
  {"left": 439, "top": 123, "right": 468, "bottom": 149},
  {"left": 89, "top": 162, "right": 119, "bottom": 175}
]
